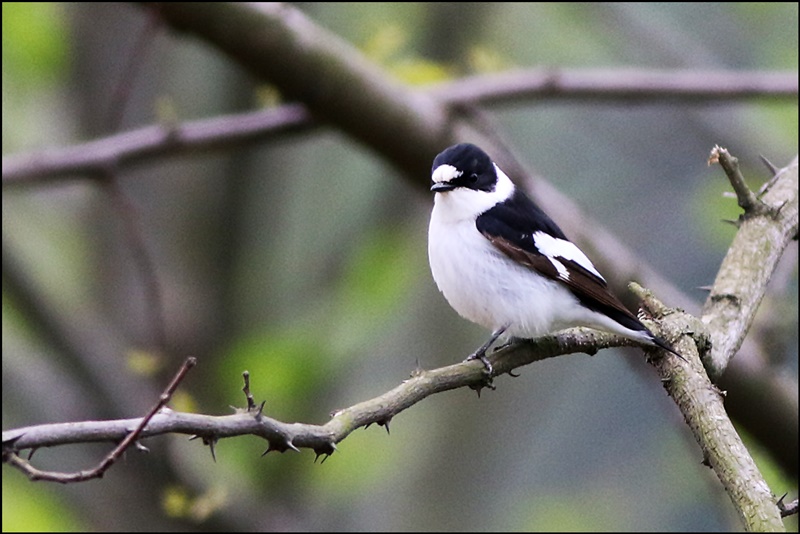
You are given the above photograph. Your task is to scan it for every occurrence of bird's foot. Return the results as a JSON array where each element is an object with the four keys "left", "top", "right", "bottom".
[
  {"left": 465, "top": 349, "right": 494, "bottom": 376},
  {"left": 463, "top": 325, "right": 507, "bottom": 378}
]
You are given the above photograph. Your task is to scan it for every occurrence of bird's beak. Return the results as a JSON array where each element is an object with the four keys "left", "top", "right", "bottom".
[{"left": 431, "top": 182, "right": 455, "bottom": 193}]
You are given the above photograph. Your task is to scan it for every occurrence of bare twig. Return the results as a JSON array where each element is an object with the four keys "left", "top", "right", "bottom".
[
  {"left": 3, "top": 356, "right": 196, "bottom": 483},
  {"left": 101, "top": 175, "right": 169, "bottom": 354},
  {"left": 2, "top": 105, "right": 312, "bottom": 186},
  {"left": 708, "top": 145, "right": 767, "bottom": 215},
  {"left": 431, "top": 68, "right": 798, "bottom": 105},
  {"left": 241, "top": 371, "right": 256, "bottom": 412},
  {"left": 701, "top": 152, "right": 799, "bottom": 379},
  {"left": 2, "top": 330, "right": 667, "bottom": 464},
  {"left": 106, "top": 4, "right": 163, "bottom": 130}
]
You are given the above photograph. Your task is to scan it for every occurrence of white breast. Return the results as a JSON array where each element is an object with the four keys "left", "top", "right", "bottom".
[{"left": 428, "top": 202, "right": 585, "bottom": 339}]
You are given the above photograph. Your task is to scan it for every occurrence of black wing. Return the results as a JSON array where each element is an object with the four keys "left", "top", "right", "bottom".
[{"left": 476, "top": 190, "right": 645, "bottom": 332}]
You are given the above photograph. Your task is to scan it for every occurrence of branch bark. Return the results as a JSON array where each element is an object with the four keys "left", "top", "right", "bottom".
[
  {"left": 702, "top": 150, "right": 799, "bottom": 379},
  {"left": 0, "top": 328, "right": 685, "bottom": 465},
  {"left": 631, "top": 283, "right": 785, "bottom": 531},
  {"left": 3, "top": 293, "right": 786, "bottom": 529},
  {"left": 430, "top": 68, "right": 798, "bottom": 105}
]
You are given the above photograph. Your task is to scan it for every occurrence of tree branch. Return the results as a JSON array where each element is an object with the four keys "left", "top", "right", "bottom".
[
  {"left": 702, "top": 150, "right": 799, "bottom": 380},
  {"left": 630, "top": 283, "right": 784, "bottom": 532},
  {"left": 3, "top": 357, "right": 196, "bottom": 483},
  {"left": 430, "top": 68, "right": 798, "bottom": 105},
  {"left": 3, "top": 69, "right": 796, "bottom": 187},
  {"left": 0, "top": 330, "right": 681, "bottom": 469},
  {"left": 4, "top": 295, "right": 787, "bottom": 529},
  {"left": 2, "top": 104, "right": 313, "bottom": 186}
]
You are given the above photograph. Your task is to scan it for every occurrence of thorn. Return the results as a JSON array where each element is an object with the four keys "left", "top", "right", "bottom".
[
  {"left": 470, "top": 379, "right": 496, "bottom": 397},
  {"left": 775, "top": 493, "right": 800, "bottom": 518},
  {"left": 188, "top": 434, "right": 200, "bottom": 441},
  {"left": 313, "top": 442, "right": 337, "bottom": 463},
  {"left": 204, "top": 437, "right": 218, "bottom": 462},
  {"left": 314, "top": 450, "right": 332, "bottom": 463},
  {"left": 261, "top": 442, "right": 281, "bottom": 457},
  {"left": 256, "top": 400, "right": 266, "bottom": 418},
  {"left": 379, "top": 419, "right": 391, "bottom": 435},
  {"left": 696, "top": 285, "right": 713, "bottom": 292},
  {"left": 759, "top": 154, "right": 779, "bottom": 176},
  {"left": 2, "top": 434, "right": 24, "bottom": 450},
  {"left": 757, "top": 172, "right": 782, "bottom": 198},
  {"left": 134, "top": 441, "right": 150, "bottom": 453},
  {"left": 721, "top": 218, "right": 740, "bottom": 228},
  {"left": 287, "top": 440, "right": 300, "bottom": 453},
  {"left": 507, "top": 370, "right": 521, "bottom": 378}
]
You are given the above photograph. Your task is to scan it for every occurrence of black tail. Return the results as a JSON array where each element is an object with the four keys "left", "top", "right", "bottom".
[{"left": 649, "top": 334, "right": 687, "bottom": 363}]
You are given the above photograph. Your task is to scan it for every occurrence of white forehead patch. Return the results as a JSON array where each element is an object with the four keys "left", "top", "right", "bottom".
[
  {"left": 533, "top": 231, "right": 605, "bottom": 281},
  {"left": 432, "top": 164, "right": 462, "bottom": 185}
]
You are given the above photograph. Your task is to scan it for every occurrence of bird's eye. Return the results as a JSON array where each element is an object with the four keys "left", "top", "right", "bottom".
[{"left": 468, "top": 173, "right": 479, "bottom": 184}]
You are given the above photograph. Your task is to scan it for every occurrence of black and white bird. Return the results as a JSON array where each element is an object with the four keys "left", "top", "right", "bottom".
[{"left": 427, "top": 143, "right": 681, "bottom": 371}]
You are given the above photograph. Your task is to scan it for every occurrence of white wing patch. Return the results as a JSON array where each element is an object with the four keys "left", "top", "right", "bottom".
[
  {"left": 432, "top": 164, "right": 462, "bottom": 185},
  {"left": 532, "top": 231, "right": 605, "bottom": 281},
  {"left": 548, "top": 257, "right": 570, "bottom": 281}
]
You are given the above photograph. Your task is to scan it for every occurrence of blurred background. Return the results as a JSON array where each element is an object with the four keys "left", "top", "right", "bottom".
[{"left": 2, "top": 2, "right": 797, "bottom": 531}]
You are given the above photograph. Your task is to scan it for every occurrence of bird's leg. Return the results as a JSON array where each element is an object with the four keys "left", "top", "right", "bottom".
[{"left": 465, "top": 325, "right": 507, "bottom": 375}]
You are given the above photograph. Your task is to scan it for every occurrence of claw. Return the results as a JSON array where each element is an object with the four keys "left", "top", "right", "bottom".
[
  {"left": 465, "top": 351, "right": 494, "bottom": 375},
  {"left": 464, "top": 325, "right": 507, "bottom": 376}
]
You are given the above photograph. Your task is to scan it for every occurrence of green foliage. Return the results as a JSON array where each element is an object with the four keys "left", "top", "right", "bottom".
[
  {"left": 217, "top": 222, "right": 419, "bottom": 412},
  {"left": 362, "top": 24, "right": 451, "bottom": 85},
  {"left": 327, "top": 224, "right": 420, "bottom": 356},
  {"left": 220, "top": 330, "right": 332, "bottom": 422},
  {"left": 2, "top": 473, "right": 83, "bottom": 531},
  {"left": 2, "top": 3, "right": 68, "bottom": 87}
]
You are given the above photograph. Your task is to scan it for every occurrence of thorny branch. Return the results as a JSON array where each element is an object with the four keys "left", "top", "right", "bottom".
[
  {"left": 3, "top": 357, "right": 196, "bottom": 483},
  {"left": 3, "top": 330, "right": 686, "bottom": 471},
  {"left": 702, "top": 149, "right": 799, "bottom": 380}
]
